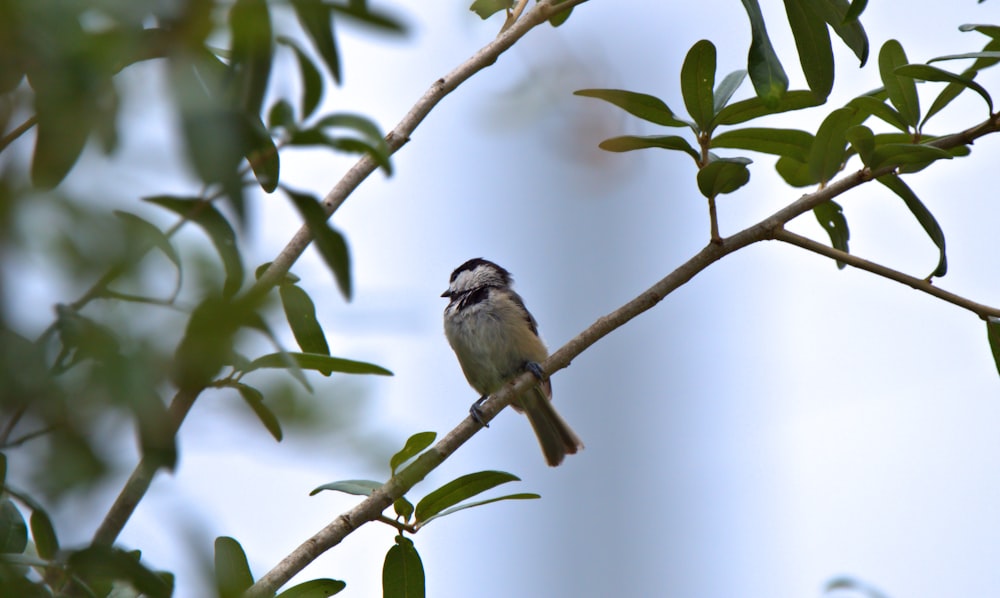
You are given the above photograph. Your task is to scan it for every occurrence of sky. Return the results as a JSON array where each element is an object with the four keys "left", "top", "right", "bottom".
[{"left": 7, "top": 1, "right": 1000, "bottom": 597}]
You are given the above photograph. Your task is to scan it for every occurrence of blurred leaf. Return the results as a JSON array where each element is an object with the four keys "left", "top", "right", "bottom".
[
  {"left": 235, "top": 384, "right": 283, "bottom": 441},
  {"left": 244, "top": 352, "right": 393, "bottom": 377},
  {"left": 714, "top": 89, "right": 823, "bottom": 126},
  {"left": 215, "top": 536, "right": 253, "bottom": 598},
  {"left": 382, "top": 535, "right": 424, "bottom": 598},
  {"left": 808, "top": 107, "right": 855, "bottom": 184},
  {"left": 825, "top": 576, "right": 891, "bottom": 598},
  {"left": 573, "top": 89, "right": 690, "bottom": 127},
  {"left": 877, "top": 174, "right": 947, "bottom": 278},
  {"left": 0, "top": 499, "right": 27, "bottom": 553},
  {"left": 269, "top": 99, "right": 297, "bottom": 130},
  {"left": 598, "top": 135, "right": 699, "bottom": 163},
  {"left": 53, "top": 306, "right": 121, "bottom": 370},
  {"left": 281, "top": 187, "right": 353, "bottom": 300},
  {"left": 895, "top": 63, "right": 994, "bottom": 114},
  {"left": 280, "top": 284, "right": 330, "bottom": 355},
  {"left": 390, "top": 432, "right": 437, "bottom": 475},
  {"left": 713, "top": 70, "right": 748, "bottom": 113},
  {"left": 847, "top": 95, "right": 909, "bottom": 132},
  {"left": 414, "top": 471, "right": 520, "bottom": 523},
  {"left": 808, "top": 0, "right": 869, "bottom": 66},
  {"left": 144, "top": 196, "right": 243, "bottom": 297},
  {"left": 783, "top": 0, "right": 833, "bottom": 98},
  {"left": 314, "top": 112, "right": 391, "bottom": 174},
  {"left": 331, "top": 2, "right": 407, "bottom": 32},
  {"left": 254, "top": 262, "right": 300, "bottom": 284},
  {"left": 229, "top": 0, "right": 273, "bottom": 118},
  {"left": 868, "top": 143, "right": 952, "bottom": 172},
  {"left": 741, "top": 0, "right": 788, "bottom": 106},
  {"left": 0, "top": 454, "right": 5, "bottom": 488},
  {"left": 310, "top": 479, "right": 382, "bottom": 497},
  {"left": 393, "top": 498, "right": 414, "bottom": 523},
  {"left": 711, "top": 128, "right": 813, "bottom": 161},
  {"left": 681, "top": 39, "right": 717, "bottom": 131},
  {"left": 277, "top": 579, "right": 347, "bottom": 597},
  {"left": 290, "top": 0, "right": 340, "bottom": 84},
  {"left": 68, "top": 546, "right": 171, "bottom": 598},
  {"left": 113, "top": 211, "right": 182, "bottom": 302},
  {"left": 244, "top": 116, "right": 280, "bottom": 193},
  {"left": 846, "top": 124, "right": 875, "bottom": 165},
  {"left": 29, "top": 508, "right": 58, "bottom": 560},
  {"left": 172, "top": 297, "right": 250, "bottom": 390},
  {"left": 878, "top": 40, "right": 920, "bottom": 128},
  {"left": 133, "top": 392, "right": 178, "bottom": 471},
  {"left": 277, "top": 36, "right": 323, "bottom": 119},
  {"left": 697, "top": 157, "right": 752, "bottom": 198},
  {"left": 813, "top": 200, "right": 850, "bottom": 268},
  {"left": 844, "top": 0, "right": 867, "bottom": 21},
  {"left": 417, "top": 493, "right": 540, "bottom": 527},
  {"left": 469, "top": 0, "right": 513, "bottom": 19}
]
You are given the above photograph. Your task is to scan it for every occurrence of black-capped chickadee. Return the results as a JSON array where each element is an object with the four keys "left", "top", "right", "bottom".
[{"left": 442, "top": 258, "right": 583, "bottom": 466}]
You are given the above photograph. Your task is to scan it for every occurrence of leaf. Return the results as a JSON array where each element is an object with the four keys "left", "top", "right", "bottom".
[
  {"left": 229, "top": 0, "right": 273, "bottom": 118},
  {"left": 573, "top": 89, "right": 689, "bottom": 127},
  {"left": 928, "top": 51, "right": 1000, "bottom": 64},
  {"left": 696, "top": 157, "right": 752, "bottom": 198},
  {"left": 547, "top": 3, "right": 573, "bottom": 27},
  {"left": 987, "top": 318, "right": 1000, "bottom": 379},
  {"left": 895, "top": 64, "right": 994, "bottom": 114},
  {"left": 959, "top": 23, "right": 1000, "bottom": 40},
  {"left": 711, "top": 128, "right": 813, "bottom": 161},
  {"left": 254, "top": 262, "right": 300, "bottom": 284},
  {"left": 29, "top": 508, "right": 58, "bottom": 560},
  {"left": 782, "top": 0, "right": 834, "bottom": 99},
  {"left": 244, "top": 352, "right": 393, "bottom": 376},
  {"left": 713, "top": 70, "right": 748, "bottom": 113},
  {"left": 847, "top": 95, "right": 910, "bottom": 132},
  {"left": 416, "top": 493, "right": 540, "bottom": 527},
  {"left": 844, "top": 0, "right": 867, "bottom": 21},
  {"left": 714, "top": 89, "right": 823, "bottom": 126},
  {"left": 775, "top": 156, "right": 815, "bottom": 187},
  {"left": 680, "top": 39, "right": 717, "bottom": 131},
  {"left": 469, "top": 0, "right": 513, "bottom": 19},
  {"left": 269, "top": 99, "right": 297, "bottom": 130},
  {"left": 235, "top": 384, "right": 283, "bottom": 441},
  {"left": 277, "top": 36, "right": 324, "bottom": 119},
  {"left": 868, "top": 143, "right": 952, "bottom": 172},
  {"left": 144, "top": 196, "right": 243, "bottom": 297},
  {"left": 807, "top": 107, "right": 855, "bottom": 184},
  {"left": 310, "top": 479, "right": 382, "bottom": 497},
  {"left": 281, "top": 186, "right": 353, "bottom": 300},
  {"left": 741, "top": 0, "right": 789, "bottom": 106},
  {"left": 113, "top": 211, "right": 183, "bottom": 301},
  {"left": 813, "top": 200, "right": 850, "bottom": 268},
  {"left": 809, "top": 0, "right": 869, "bottom": 66},
  {"left": 215, "top": 536, "right": 254, "bottom": 598},
  {"left": 845, "top": 124, "right": 875, "bottom": 165},
  {"left": 394, "top": 498, "right": 414, "bottom": 523},
  {"left": 390, "top": 431, "right": 437, "bottom": 475},
  {"left": 244, "top": 115, "right": 280, "bottom": 193},
  {"left": 877, "top": 174, "right": 947, "bottom": 278},
  {"left": 67, "top": 546, "right": 171, "bottom": 598},
  {"left": 923, "top": 68, "right": 979, "bottom": 129},
  {"left": 597, "top": 135, "right": 699, "bottom": 163},
  {"left": 414, "top": 471, "right": 520, "bottom": 523},
  {"left": 276, "top": 579, "right": 347, "bottom": 598},
  {"left": 0, "top": 499, "right": 27, "bottom": 553},
  {"left": 382, "top": 536, "right": 424, "bottom": 598},
  {"left": 172, "top": 297, "right": 248, "bottom": 390},
  {"left": 878, "top": 40, "right": 920, "bottom": 128},
  {"left": 290, "top": 0, "right": 340, "bottom": 83},
  {"left": 280, "top": 284, "right": 330, "bottom": 355}
]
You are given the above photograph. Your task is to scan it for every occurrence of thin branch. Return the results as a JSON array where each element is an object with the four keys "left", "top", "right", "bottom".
[
  {"left": 774, "top": 228, "right": 1000, "bottom": 319},
  {"left": 0, "top": 115, "right": 37, "bottom": 153}
]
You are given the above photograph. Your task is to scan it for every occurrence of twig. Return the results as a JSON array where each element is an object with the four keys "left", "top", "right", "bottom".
[{"left": 0, "top": 115, "right": 37, "bottom": 153}]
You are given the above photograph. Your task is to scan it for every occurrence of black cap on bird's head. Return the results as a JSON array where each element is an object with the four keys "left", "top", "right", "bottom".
[{"left": 442, "top": 258, "right": 512, "bottom": 298}]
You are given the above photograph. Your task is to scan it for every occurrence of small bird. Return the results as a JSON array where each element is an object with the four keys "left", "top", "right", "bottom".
[{"left": 442, "top": 258, "right": 583, "bottom": 466}]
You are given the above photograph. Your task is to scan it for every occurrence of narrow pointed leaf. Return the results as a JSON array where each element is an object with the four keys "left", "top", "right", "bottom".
[
  {"left": 711, "top": 128, "right": 813, "bottom": 161},
  {"left": 987, "top": 318, "right": 1000, "bottom": 379},
  {"left": 847, "top": 95, "right": 909, "bottom": 132},
  {"left": 280, "top": 284, "right": 330, "bottom": 355},
  {"left": 879, "top": 40, "right": 920, "bottom": 128},
  {"left": 680, "top": 39, "right": 717, "bottom": 131},
  {"left": 808, "top": 107, "right": 855, "bottom": 184},
  {"left": 416, "top": 493, "right": 540, "bottom": 527},
  {"left": 282, "top": 187, "right": 353, "bottom": 300},
  {"left": 923, "top": 68, "right": 979, "bottom": 129},
  {"left": 783, "top": 0, "right": 834, "bottom": 99},
  {"left": 959, "top": 24, "right": 1000, "bottom": 39},
  {"left": 215, "top": 536, "right": 254, "bottom": 598},
  {"left": 844, "top": 0, "right": 867, "bottom": 21},
  {"left": 383, "top": 536, "right": 424, "bottom": 598},
  {"left": 0, "top": 499, "right": 27, "bottom": 553},
  {"left": 276, "top": 579, "right": 347, "bottom": 597},
  {"left": 573, "top": 89, "right": 689, "bottom": 127},
  {"left": 809, "top": 0, "right": 869, "bottom": 65},
  {"left": 714, "top": 89, "right": 822, "bottom": 126},
  {"left": 742, "top": 0, "right": 788, "bottom": 106},
  {"left": 229, "top": 0, "right": 273, "bottom": 118},
  {"left": 67, "top": 546, "right": 171, "bottom": 598},
  {"left": 869, "top": 143, "right": 952, "bottom": 172},
  {"left": 244, "top": 352, "right": 392, "bottom": 376},
  {"left": 277, "top": 36, "right": 324, "bottom": 119},
  {"left": 244, "top": 116, "right": 280, "bottom": 193},
  {"left": 813, "top": 200, "right": 850, "bottom": 268},
  {"left": 414, "top": 471, "right": 520, "bottom": 523},
  {"left": 846, "top": 124, "right": 875, "bottom": 165},
  {"left": 877, "top": 174, "right": 947, "bottom": 278},
  {"left": 390, "top": 431, "right": 437, "bottom": 475},
  {"left": 290, "top": 0, "right": 340, "bottom": 83},
  {"left": 235, "top": 384, "right": 283, "bottom": 441},
  {"left": 928, "top": 51, "right": 1000, "bottom": 64},
  {"left": 895, "top": 64, "right": 993, "bottom": 114},
  {"left": 696, "top": 157, "right": 752, "bottom": 198},
  {"left": 310, "top": 479, "right": 382, "bottom": 497},
  {"left": 713, "top": 70, "right": 748, "bottom": 113},
  {"left": 114, "top": 211, "right": 183, "bottom": 301},
  {"left": 29, "top": 508, "right": 58, "bottom": 560},
  {"left": 598, "top": 135, "right": 699, "bottom": 162}
]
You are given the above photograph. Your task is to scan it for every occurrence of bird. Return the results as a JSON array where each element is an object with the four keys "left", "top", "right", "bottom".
[{"left": 442, "top": 258, "right": 583, "bottom": 466}]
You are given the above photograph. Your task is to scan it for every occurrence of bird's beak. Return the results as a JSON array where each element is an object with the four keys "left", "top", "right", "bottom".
[{"left": 440, "top": 290, "right": 450, "bottom": 298}]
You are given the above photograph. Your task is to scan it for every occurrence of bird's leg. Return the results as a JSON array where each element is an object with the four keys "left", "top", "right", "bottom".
[
  {"left": 525, "top": 361, "right": 545, "bottom": 381},
  {"left": 469, "top": 395, "right": 490, "bottom": 428}
]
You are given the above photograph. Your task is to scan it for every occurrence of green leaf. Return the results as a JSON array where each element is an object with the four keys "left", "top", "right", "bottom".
[
  {"left": 113, "top": 211, "right": 183, "bottom": 301},
  {"left": 711, "top": 128, "right": 813, "bottom": 161},
  {"left": 67, "top": 546, "right": 171, "bottom": 598},
  {"left": 714, "top": 89, "right": 823, "bottom": 126},
  {"left": 277, "top": 36, "right": 324, "bottom": 119},
  {"left": 229, "top": 0, "right": 273, "bottom": 118},
  {"left": 713, "top": 70, "right": 748, "bottom": 113},
  {"left": 775, "top": 156, "right": 815, "bottom": 187},
  {"left": 29, "top": 508, "right": 58, "bottom": 560},
  {"left": 877, "top": 174, "right": 947, "bottom": 278},
  {"left": 281, "top": 186, "right": 353, "bottom": 300},
  {"left": 895, "top": 64, "right": 994, "bottom": 114},
  {"left": 254, "top": 262, "right": 300, "bottom": 284},
  {"left": 244, "top": 115, "right": 280, "bottom": 193},
  {"left": 868, "top": 143, "right": 953, "bottom": 172},
  {"left": 928, "top": 51, "right": 1000, "bottom": 64},
  {"left": 0, "top": 499, "right": 27, "bottom": 553},
  {"left": 172, "top": 297, "right": 248, "bottom": 390},
  {"left": 277, "top": 579, "right": 347, "bottom": 598},
  {"left": 144, "top": 196, "right": 244, "bottom": 297},
  {"left": 416, "top": 493, "right": 540, "bottom": 527},
  {"left": 923, "top": 68, "right": 979, "bottom": 129},
  {"left": 244, "top": 352, "right": 393, "bottom": 376},
  {"left": 696, "top": 157, "right": 752, "bottom": 198},
  {"left": 290, "top": 0, "right": 340, "bottom": 84},
  {"left": 269, "top": 99, "right": 297, "bottom": 130},
  {"left": 878, "top": 40, "right": 920, "bottom": 128},
  {"left": 390, "top": 432, "right": 437, "bottom": 475},
  {"left": 782, "top": 0, "right": 834, "bottom": 99},
  {"left": 681, "top": 39, "right": 717, "bottom": 131},
  {"left": 845, "top": 124, "right": 875, "bottom": 165},
  {"left": 573, "top": 89, "right": 689, "bottom": 127},
  {"left": 382, "top": 536, "right": 424, "bottom": 598},
  {"left": 959, "top": 23, "right": 1000, "bottom": 40},
  {"left": 597, "top": 135, "right": 699, "bottom": 163},
  {"left": 847, "top": 95, "right": 910, "bottom": 132},
  {"left": 215, "top": 536, "right": 254, "bottom": 598},
  {"left": 986, "top": 318, "right": 1000, "bottom": 379},
  {"left": 469, "top": 0, "right": 514, "bottom": 19},
  {"left": 314, "top": 112, "right": 391, "bottom": 174},
  {"left": 809, "top": 0, "right": 869, "bottom": 66},
  {"left": 280, "top": 284, "right": 330, "bottom": 355},
  {"left": 844, "top": 0, "right": 867, "bottom": 21},
  {"left": 813, "top": 200, "right": 850, "bottom": 268},
  {"left": 0, "top": 453, "right": 6, "bottom": 488},
  {"left": 235, "top": 384, "right": 283, "bottom": 441},
  {"left": 310, "top": 479, "right": 382, "bottom": 497},
  {"left": 741, "top": 0, "right": 789, "bottom": 106},
  {"left": 394, "top": 498, "right": 414, "bottom": 523},
  {"left": 414, "top": 471, "right": 520, "bottom": 523},
  {"left": 807, "top": 107, "right": 855, "bottom": 184},
  {"left": 547, "top": 3, "right": 573, "bottom": 27}
]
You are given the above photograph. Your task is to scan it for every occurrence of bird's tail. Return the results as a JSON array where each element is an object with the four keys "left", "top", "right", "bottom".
[{"left": 517, "top": 385, "right": 584, "bottom": 467}]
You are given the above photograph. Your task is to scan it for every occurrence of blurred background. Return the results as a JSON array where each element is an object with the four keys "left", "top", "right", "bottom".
[{"left": 4, "top": 1, "right": 1000, "bottom": 596}]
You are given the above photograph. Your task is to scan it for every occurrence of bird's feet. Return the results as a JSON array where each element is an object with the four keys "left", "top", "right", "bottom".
[
  {"left": 469, "top": 395, "right": 489, "bottom": 428},
  {"left": 525, "top": 361, "right": 545, "bottom": 381}
]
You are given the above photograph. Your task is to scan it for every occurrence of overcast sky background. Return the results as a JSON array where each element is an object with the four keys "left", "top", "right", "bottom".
[{"left": 8, "top": 1, "right": 1000, "bottom": 597}]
